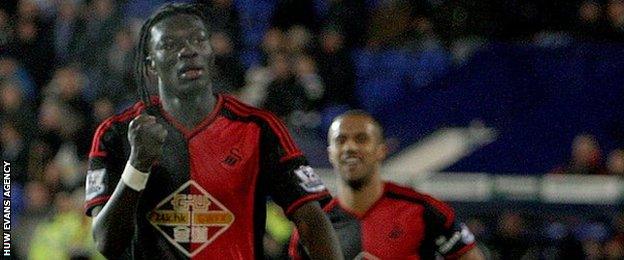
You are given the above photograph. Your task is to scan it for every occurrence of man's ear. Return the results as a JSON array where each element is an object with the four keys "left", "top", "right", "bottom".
[
  {"left": 376, "top": 143, "right": 388, "bottom": 161},
  {"left": 327, "top": 145, "right": 335, "bottom": 164}
]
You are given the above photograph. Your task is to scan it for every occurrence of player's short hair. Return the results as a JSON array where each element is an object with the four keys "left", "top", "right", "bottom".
[
  {"left": 330, "top": 110, "right": 385, "bottom": 143},
  {"left": 134, "top": 3, "right": 211, "bottom": 106}
]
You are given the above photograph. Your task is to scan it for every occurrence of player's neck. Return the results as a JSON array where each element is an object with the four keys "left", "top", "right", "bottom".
[
  {"left": 160, "top": 90, "right": 216, "bottom": 130},
  {"left": 337, "top": 174, "right": 384, "bottom": 215}
]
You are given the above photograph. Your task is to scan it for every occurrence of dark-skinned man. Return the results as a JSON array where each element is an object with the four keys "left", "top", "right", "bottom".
[
  {"left": 290, "top": 110, "right": 485, "bottom": 259},
  {"left": 84, "top": 3, "right": 342, "bottom": 259}
]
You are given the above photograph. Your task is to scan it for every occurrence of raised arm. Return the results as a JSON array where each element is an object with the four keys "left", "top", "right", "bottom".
[
  {"left": 91, "top": 114, "right": 167, "bottom": 258},
  {"left": 290, "top": 201, "right": 344, "bottom": 260}
]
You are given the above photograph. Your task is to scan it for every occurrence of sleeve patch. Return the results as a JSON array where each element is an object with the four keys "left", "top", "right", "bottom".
[
  {"left": 294, "top": 166, "right": 326, "bottom": 193},
  {"left": 435, "top": 223, "right": 475, "bottom": 254},
  {"left": 86, "top": 168, "right": 107, "bottom": 201}
]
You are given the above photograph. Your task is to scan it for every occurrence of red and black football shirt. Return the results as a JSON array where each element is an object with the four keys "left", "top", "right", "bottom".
[
  {"left": 290, "top": 182, "right": 476, "bottom": 260},
  {"left": 84, "top": 94, "right": 330, "bottom": 259}
]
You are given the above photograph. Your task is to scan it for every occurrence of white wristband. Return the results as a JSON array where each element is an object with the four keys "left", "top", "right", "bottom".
[{"left": 121, "top": 162, "right": 150, "bottom": 191}]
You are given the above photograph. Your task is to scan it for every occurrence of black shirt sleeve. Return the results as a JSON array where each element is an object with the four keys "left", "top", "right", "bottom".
[
  {"left": 258, "top": 113, "right": 330, "bottom": 216},
  {"left": 423, "top": 198, "right": 477, "bottom": 258},
  {"left": 84, "top": 120, "right": 129, "bottom": 216}
]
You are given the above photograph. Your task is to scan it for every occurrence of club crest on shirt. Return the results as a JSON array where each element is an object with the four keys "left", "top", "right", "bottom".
[
  {"left": 221, "top": 148, "right": 242, "bottom": 167},
  {"left": 388, "top": 224, "right": 404, "bottom": 239},
  {"left": 294, "top": 165, "right": 326, "bottom": 192},
  {"left": 147, "top": 180, "right": 235, "bottom": 257}
]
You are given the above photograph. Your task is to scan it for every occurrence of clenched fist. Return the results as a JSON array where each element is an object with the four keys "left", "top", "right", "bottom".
[{"left": 127, "top": 114, "right": 168, "bottom": 172}]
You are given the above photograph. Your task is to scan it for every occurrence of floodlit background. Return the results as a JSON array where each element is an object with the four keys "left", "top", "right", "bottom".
[{"left": 1, "top": 0, "right": 623, "bottom": 259}]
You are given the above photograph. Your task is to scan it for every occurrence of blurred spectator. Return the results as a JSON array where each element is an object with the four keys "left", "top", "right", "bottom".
[
  {"left": 15, "top": 181, "right": 52, "bottom": 257},
  {"left": 293, "top": 54, "right": 323, "bottom": 111},
  {"left": 606, "top": 0, "right": 624, "bottom": 41},
  {"left": 43, "top": 66, "right": 93, "bottom": 159},
  {"left": 262, "top": 52, "right": 307, "bottom": 119},
  {"left": 0, "top": 9, "right": 12, "bottom": 51},
  {"left": 549, "top": 224, "right": 586, "bottom": 259},
  {"left": 574, "top": 221, "right": 610, "bottom": 259},
  {"left": 74, "top": 0, "right": 121, "bottom": 99},
  {"left": 261, "top": 27, "right": 286, "bottom": 64},
  {"left": 367, "top": 0, "right": 433, "bottom": 49},
  {"left": 0, "top": 56, "right": 37, "bottom": 101},
  {"left": 92, "top": 98, "right": 115, "bottom": 125},
  {"left": 264, "top": 201, "right": 293, "bottom": 259},
  {"left": 41, "top": 161, "right": 64, "bottom": 195},
  {"left": 323, "top": 0, "right": 370, "bottom": 48},
  {"left": 121, "top": 0, "right": 168, "bottom": 21},
  {"left": 577, "top": 0, "right": 607, "bottom": 41},
  {"left": 0, "top": 119, "right": 29, "bottom": 185},
  {"left": 10, "top": 14, "right": 54, "bottom": 89},
  {"left": 285, "top": 25, "right": 314, "bottom": 55},
  {"left": 237, "top": 66, "right": 272, "bottom": 107},
  {"left": 205, "top": 0, "right": 242, "bottom": 50},
  {"left": 271, "top": 0, "right": 317, "bottom": 32},
  {"left": 604, "top": 213, "right": 624, "bottom": 259},
  {"left": 0, "top": 78, "right": 37, "bottom": 134},
  {"left": 367, "top": 0, "right": 413, "bottom": 48},
  {"left": 103, "top": 28, "right": 136, "bottom": 103},
  {"left": 16, "top": 0, "right": 43, "bottom": 23},
  {"left": 28, "top": 191, "right": 104, "bottom": 260},
  {"left": 552, "top": 134, "right": 608, "bottom": 175},
  {"left": 606, "top": 149, "right": 624, "bottom": 176},
  {"left": 211, "top": 31, "right": 246, "bottom": 93},
  {"left": 13, "top": 0, "right": 55, "bottom": 77},
  {"left": 488, "top": 212, "right": 535, "bottom": 259},
  {"left": 316, "top": 29, "right": 357, "bottom": 108},
  {"left": 52, "top": 0, "right": 80, "bottom": 66},
  {"left": 404, "top": 14, "right": 440, "bottom": 51},
  {"left": 24, "top": 180, "right": 51, "bottom": 217},
  {"left": 28, "top": 100, "right": 67, "bottom": 176}
]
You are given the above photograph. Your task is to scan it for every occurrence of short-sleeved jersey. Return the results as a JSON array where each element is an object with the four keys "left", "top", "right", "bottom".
[
  {"left": 290, "top": 182, "right": 476, "bottom": 260},
  {"left": 84, "top": 94, "right": 329, "bottom": 259}
]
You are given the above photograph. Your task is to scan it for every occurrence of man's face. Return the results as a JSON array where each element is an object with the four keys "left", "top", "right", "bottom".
[
  {"left": 328, "top": 115, "right": 386, "bottom": 188},
  {"left": 148, "top": 14, "right": 213, "bottom": 97}
]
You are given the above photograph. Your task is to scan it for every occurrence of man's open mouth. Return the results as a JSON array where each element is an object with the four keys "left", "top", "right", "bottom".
[{"left": 179, "top": 66, "right": 204, "bottom": 80}]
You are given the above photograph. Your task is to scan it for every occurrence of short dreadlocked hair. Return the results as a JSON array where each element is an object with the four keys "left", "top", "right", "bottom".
[{"left": 134, "top": 3, "right": 211, "bottom": 106}]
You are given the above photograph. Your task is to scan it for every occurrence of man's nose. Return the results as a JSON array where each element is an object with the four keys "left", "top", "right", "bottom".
[
  {"left": 178, "top": 41, "right": 199, "bottom": 59},
  {"left": 342, "top": 139, "right": 358, "bottom": 152}
]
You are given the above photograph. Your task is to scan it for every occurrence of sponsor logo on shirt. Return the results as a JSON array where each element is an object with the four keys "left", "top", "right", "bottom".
[
  {"left": 85, "top": 168, "right": 106, "bottom": 200},
  {"left": 388, "top": 224, "right": 404, "bottom": 239},
  {"left": 148, "top": 180, "right": 235, "bottom": 257},
  {"left": 294, "top": 165, "right": 326, "bottom": 193}
]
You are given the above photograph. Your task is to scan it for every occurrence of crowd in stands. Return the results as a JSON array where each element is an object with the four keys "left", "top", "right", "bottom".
[
  {"left": 1, "top": 0, "right": 623, "bottom": 259},
  {"left": 552, "top": 134, "right": 624, "bottom": 177}
]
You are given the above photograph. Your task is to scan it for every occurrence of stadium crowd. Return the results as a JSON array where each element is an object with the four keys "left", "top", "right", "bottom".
[{"left": 1, "top": 0, "right": 623, "bottom": 259}]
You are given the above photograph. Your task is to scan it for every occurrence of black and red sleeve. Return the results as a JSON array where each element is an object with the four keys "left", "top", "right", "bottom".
[
  {"left": 84, "top": 117, "right": 131, "bottom": 217},
  {"left": 422, "top": 196, "right": 477, "bottom": 259},
  {"left": 258, "top": 112, "right": 330, "bottom": 217}
]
